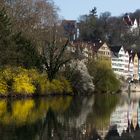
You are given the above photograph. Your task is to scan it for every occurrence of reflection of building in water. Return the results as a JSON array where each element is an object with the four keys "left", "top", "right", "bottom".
[
  {"left": 138, "top": 104, "right": 140, "bottom": 127},
  {"left": 131, "top": 101, "right": 138, "bottom": 130},
  {"left": 110, "top": 104, "right": 128, "bottom": 135},
  {"left": 110, "top": 101, "right": 139, "bottom": 136},
  {"left": 97, "top": 127, "right": 109, "bottom": 140}
]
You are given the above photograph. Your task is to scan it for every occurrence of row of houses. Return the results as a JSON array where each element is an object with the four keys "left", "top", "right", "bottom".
[{"left": 69, "top": 41, "right": 140, "bottom": 80}]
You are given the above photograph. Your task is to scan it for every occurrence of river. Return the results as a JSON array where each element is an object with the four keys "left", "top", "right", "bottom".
[{"left": 0, "top": 91, "right": 139, "bottom": 140}]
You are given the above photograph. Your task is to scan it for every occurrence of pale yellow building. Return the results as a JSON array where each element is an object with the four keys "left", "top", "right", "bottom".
[
  {"left": 133, "top": 53, "right": 139, "bottom": 80},
  {"left": 97, "top": 43, "right": 112, "bottom": 67}
]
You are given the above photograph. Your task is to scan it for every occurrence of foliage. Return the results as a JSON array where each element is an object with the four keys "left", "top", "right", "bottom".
[
  {"left": 13, "top": 33, "right": 42, "bottom": 69},
  {"left": 0, "top": 79, "right": 8, "bottom": 95},
  {"left": 63, "top": 60, "right": 94, "bottom": 94},
  {"left": 0, "top": 4, "right": 72, "bottom": 94},
  {"left": 78, "top": 8, "right": 140, "bottom": 50},
  {"left": 48, "top": 79, "right": 64, "bottom": 93},
  {"left": 5, "top": 0, "right": 59, "bottom": 42},
  {"left": 1, "top": 66, "right": 16, "bottom": 81},
  {"left": 87, "top": 59, "right": 120, "bottom": 93},
  {"left": 0, "top": 67, "right": 72, "bottom": 96},
  {"left": 12, "top": 73, "right": 36, "bottom": 95},
  {"left": 0, "top": 4, "right": 70, "bottom": 80},
  {"left": 0, "top": 7, "right": 11, "bottom": 45},
  {"left": 0, "top": 7, "right": 17, "bottom": 66},
  {"left": 78, "top": 7, "right": 98, "bottom": 42},
  {"left": 0, "top": 7, "right": 42, "bottom": 68},
  {"left": 38, "top": 76, "right": 72, "bottom": 94},
  {"left": 0, "top": 66, "right": 16, "bottom": 95},
  {"left": 58, "top": 77, "right": 73, "bottom": 93}
]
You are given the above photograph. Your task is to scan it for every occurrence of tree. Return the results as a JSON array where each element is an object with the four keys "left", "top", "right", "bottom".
[
  {"left": 96, "top": 12, "right": 111, "bottom": 41},
  {"left": 87, "top": 59, "right": 120, "bottom": 93},
  {"left": 13, "top": 33, "right": 41, "bottom": 69},
  {"left": 0, "top": 7, "right": 41, "bottom": 68},
  {"left": 78, "top": 7, "right": 97, "bottom": 42},
  {"left": 0, "top": 7, "right": 17, "bottom": 66},
  {"left": 3, "top": 0, "right": 59, "bottom": 48},
  {"left": 42, "top": 39, "right": 72, "bottom": 81}
]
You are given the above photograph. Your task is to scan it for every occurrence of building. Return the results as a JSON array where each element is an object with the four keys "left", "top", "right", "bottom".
[
  {"left": 68, "top": 40, "right": 140, "bottom": 80},
  {"left": 133, "top": 53, "right": 139, "bottom": 80},
  {"left": 110, "top": 46, "right": 129, "bottom": 79},
  {"left": 62, "top": 20, "right": 78, "bottom": 41},
  {"left": 138, "top": 53, "right": 140, "bottom": 80},
  {"left": 123, "top": 14, "right": 139, "bottom": 35},
  {"left": 97, "top": 42, "right": 112, "bottom": 65}
]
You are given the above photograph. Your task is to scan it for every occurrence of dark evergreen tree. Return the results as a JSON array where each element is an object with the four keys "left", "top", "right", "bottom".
[
  {"left": 78, "top": 7, "right": 98, "bottom": 42},
  {"left": 0, "top": 7, "right": 41, "bottom": 69},
  {"left": 0, "top": 7, "right": 16, "bottom": 66},
  {"left": 13, "top": 33, "right": 42, "bottom": 69}
]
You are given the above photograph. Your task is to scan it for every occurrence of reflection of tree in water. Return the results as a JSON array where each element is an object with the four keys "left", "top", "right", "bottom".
[
  {"left": 2, "top": 95, "right": 139, "bottom": 140},
  {"left": 0, "top": 97, "right": 72, "bottom": 125},
  {"left": 62, "top": 96, "right": 84, "bottom": 119},
  {"left": 94, "top": 94, "right": 119, "bottom": 118},
  {"left": 87, "top": 94, "right": 119, "bottom": 128},
  {"left": 0, "top": 97, "right": 72, "bottom": 140},
  {"left": 85, "top": 94, "right": 120, "bottom": 139},
  {"left": 0, "top": 120, "right": 43, "bottom": 140},
  {"left": 105, "top": 125, "right": 120, "bottom": 140}
]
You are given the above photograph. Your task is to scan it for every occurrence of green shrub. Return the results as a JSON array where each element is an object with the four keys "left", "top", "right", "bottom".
[
  {"left": 59, "top": 77, "right": 72, "bottom": 93},
  {"left": 87, "top": 59, "right": 120, "bottom": 93},
  {"left": 49, "top": 79, "right": 64, "bottom": 93},
  {"left": 37, "top": 74, "right": 48, "bottom": 94},
  {"left": 38, "top": 76, "right": 72, "bottom": 94},
  {"left": 39, "top": 79, "right": 65, "bottom": 94}
]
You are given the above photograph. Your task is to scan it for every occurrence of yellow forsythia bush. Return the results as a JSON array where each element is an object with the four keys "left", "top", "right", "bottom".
[
  {"left": 12, "top": 73, "right": 36, "bottom": 95},
  {"left": 19, "top": 68, "right": 40, "bottom": 82},
  {"left": 0, "top": 66, "right": 73, "bottom": 96},
  {"left": 1, "top": 66, "right": 16, "bottom": 81},
  {"left": 0, "top": 80, "right": 8, "bottom": 95}
]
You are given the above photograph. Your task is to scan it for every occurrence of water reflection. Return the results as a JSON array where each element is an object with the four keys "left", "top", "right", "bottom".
[
  {"left": 0, "top": 97, "right": 72, "bottom": 125},
  {"left": 0, "top": 91, "right": 140, "bottom": 140}
]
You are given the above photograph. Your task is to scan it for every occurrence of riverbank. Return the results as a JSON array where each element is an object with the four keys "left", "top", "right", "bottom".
[
  {"left": 121, "top": 82, "right": 140, "bottom": 92},
  {"left": 0, "top": 92, "right": 74, "bottom": 99}
]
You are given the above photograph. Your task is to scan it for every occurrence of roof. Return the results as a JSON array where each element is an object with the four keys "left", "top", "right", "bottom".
[
  {"left": 123, "top": 13, "right": 139, "bottom": 27},
  {"left": 62, "top": 20, "right": 77, "bottom": 35},
  {"left": 109, "top": 45, "right": 122, "bottom": 57},
  {"left": 91, "top": 39, "right": 104, "bottom": 53}
]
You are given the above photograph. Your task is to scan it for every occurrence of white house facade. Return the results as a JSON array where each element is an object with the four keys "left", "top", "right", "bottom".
[{"left": 111, "top": 46, "right": 129, "bottom": 79}]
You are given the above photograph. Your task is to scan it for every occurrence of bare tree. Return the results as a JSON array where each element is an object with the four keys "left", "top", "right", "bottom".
[
  {"left": 3, "top": 0, "right": 59, "bottom": 43},
  {"left": 42, "top": 39, "right": 72, "bottom": 81}
]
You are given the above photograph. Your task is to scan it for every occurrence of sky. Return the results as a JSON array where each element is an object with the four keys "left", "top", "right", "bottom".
[{"left": 53, "top": 0, "right": 140, "bottom": 20}]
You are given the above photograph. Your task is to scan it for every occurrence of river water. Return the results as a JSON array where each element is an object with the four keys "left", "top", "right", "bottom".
[{"left": 0, "top": 91, "right": 140, "bottom": 140}]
